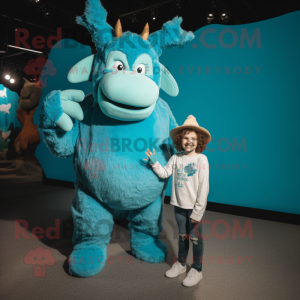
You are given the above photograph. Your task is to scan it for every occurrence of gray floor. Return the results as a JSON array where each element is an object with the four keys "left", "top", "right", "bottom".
[{"left": 0, "top": 181, "right": 299, "bottom": 300}]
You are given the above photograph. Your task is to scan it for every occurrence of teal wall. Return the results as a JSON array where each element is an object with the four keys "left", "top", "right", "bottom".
[{"left": 160, "top": 11, "right": 300, "bottom": 214}]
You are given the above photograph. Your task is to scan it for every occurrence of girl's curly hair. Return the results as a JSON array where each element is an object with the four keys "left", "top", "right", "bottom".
[{"left": 173, "top": 129, "right": 207, "bottom": 153}]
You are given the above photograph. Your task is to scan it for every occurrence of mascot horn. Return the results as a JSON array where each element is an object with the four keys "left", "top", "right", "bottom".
[{"left": 39, "top": 0, "right": 195, "bottom": 277}]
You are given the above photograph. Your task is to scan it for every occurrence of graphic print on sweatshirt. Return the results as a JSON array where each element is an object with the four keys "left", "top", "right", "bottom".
[{"left": 176, "top": 162, "right": 197, "bottom": 188}]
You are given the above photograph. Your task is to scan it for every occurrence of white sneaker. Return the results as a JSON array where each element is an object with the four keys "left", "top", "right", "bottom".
[
  {"left": 165, "top": 262, "right": 187, "bottom": 278},
  {"left": 182, "top": 268, "right": 203, "bottom": 287}
]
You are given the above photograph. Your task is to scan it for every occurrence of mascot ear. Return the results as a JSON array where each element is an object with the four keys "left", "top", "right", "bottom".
[
  {"left": 67, "top": 55, "right": 95, "bottom": 83},
  {"left": 76, "top": 0, "right": 114, "bottom": 50},
  {"left": 159, "top": 63, "right": 179, "bottom": 97}
]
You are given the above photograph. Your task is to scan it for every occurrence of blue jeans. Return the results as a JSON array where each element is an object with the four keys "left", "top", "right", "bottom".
[{"left": 174, "top": 206, "right": 205, "bottom": 272}]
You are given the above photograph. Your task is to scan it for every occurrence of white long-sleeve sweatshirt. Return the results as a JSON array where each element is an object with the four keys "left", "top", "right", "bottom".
[{"left": 151, "top": 151, "right": 209, "bottom": 222}]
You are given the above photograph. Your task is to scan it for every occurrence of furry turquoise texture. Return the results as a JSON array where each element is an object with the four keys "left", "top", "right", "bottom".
[
  {"left": 76, "top": 0, "right": 194, "bottom": 54},
  {"left": 69, "top": 245, "right": 107, "bottom": 277},
  {"left": 39, "top": 92, "right": 178, "bottom": 277},
  {"left": 39, "top": 90, "right": 63, "bottom": 128},
  {"left": 38, "top": 90, "right": 79, "bottom": 158},
  {"left": 128, "top": 195, "right": 167, "bottom": 263},
  {"left": 39, "top": 90, "right": 177, "bottom": 276},
  {"left": 148, "top": 16, "right": 195, "bottom": 57},
  {"left": 69, "top": 179, "right": 113, "bottom": 277},
  {"left": 68, "top": 179, "right": 166, "bottom": 277},
  {"left": 77, "top": 0, "right": 195, "bottom": 102},
  {"left": 73, "top": 93, "right": 177, "bottom": 210},
  {"left": 90, "top": 23, "right": 193, "bottom": 104},
  {"left": 38, "top": 0, "right": 194, "bottom": 277},
  {"left": 76, "top": 0, "right": 114, "bottom": 49},
  {"left": 90, "top": 34, "right": 161, "bottom": 104}
]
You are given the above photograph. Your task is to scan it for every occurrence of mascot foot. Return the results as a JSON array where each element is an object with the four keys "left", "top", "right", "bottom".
[
  {"left": 69, "top": 245, "right": 107, "bottom": 277},
  {"left": 132, "top": 239, "right": 167, "bottom": 263}
]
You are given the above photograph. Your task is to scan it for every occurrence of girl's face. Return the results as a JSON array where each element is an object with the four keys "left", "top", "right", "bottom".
[{"left": 182, "top": 131, "right": 198, "bottom": 153}]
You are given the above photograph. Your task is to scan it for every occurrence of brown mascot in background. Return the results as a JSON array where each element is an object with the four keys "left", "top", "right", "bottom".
[{"left": 14, "top": 78, "right": 42, "bottom": 159}]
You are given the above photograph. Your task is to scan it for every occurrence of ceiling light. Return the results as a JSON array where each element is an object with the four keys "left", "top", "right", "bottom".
[
  {"left": 220, "top": 9, "right": 229, "bottom": 22},
  {"left": 207, "top": 0, "right": 216, "bottom": 24},
  {"left": 5, "top": 74, "right": 10, "bottom": 80},
  {"left": 150, "top": 9, "right": 157, "bottom": 20},
  {"left": 10, "top": 78, "right": 15, "bottom": 84},
  {"left": 207, "top": 12, "right": 214, "bottom": 23}
]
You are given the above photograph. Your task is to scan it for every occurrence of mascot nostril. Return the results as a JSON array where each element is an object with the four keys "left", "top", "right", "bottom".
[{"left": 39, "top": 0, "right": 195, "bottom": 278}]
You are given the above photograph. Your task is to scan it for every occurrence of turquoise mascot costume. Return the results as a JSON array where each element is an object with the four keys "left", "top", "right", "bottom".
[{"left": 39, "top": 0, "right": 195, "bottom": 277}]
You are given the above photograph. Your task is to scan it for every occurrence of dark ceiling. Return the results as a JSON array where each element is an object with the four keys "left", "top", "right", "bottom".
[{"left": 1, "top": 0, "right": 300, "bottom": 94}]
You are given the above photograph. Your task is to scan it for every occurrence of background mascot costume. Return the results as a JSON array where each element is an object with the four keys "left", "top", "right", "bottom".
[
  {"left": 15, "top": 78, "right": 42, "bottom": 157},
  {"left": 39, "top": 0, "right": 195, "bottom": 277}
]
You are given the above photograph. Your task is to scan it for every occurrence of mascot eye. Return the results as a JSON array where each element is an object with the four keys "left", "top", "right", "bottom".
[
  {"left": 114, "top": 61, "right": 125, "bottom": 71},
  {"left": 136, "top": 64, "right": 146, "bottom": 74}
]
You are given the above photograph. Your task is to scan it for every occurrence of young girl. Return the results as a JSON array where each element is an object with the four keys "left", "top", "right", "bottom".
[{"left": 144, "top": 115, "right": 211, "bottom": 287}]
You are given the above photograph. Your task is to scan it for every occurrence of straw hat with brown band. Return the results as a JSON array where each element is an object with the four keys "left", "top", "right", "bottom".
[{"left": 170, "top": 115, "right": 211, "bottom": 144}]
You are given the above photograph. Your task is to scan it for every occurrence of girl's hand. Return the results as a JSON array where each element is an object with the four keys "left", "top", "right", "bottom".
[
  {"left": 143, "top": 148, "right": 155, "bottom": 160},
  {"left": 191, "top": 218, "right": 198, "bottom": 224},
  {"left": 143, "top": 148, "right": 157, "bottom": 164}
]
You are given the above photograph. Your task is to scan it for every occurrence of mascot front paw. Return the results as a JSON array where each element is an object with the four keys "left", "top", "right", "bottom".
[
  {"left": 39, "top": 89, "right": 84, "bottom": 132},
  {"left": 132, "top": 240, "right": 167, "bottom": 263},
  {"left": 69, "top": 245, "right": 107, "bottom": 277}
]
